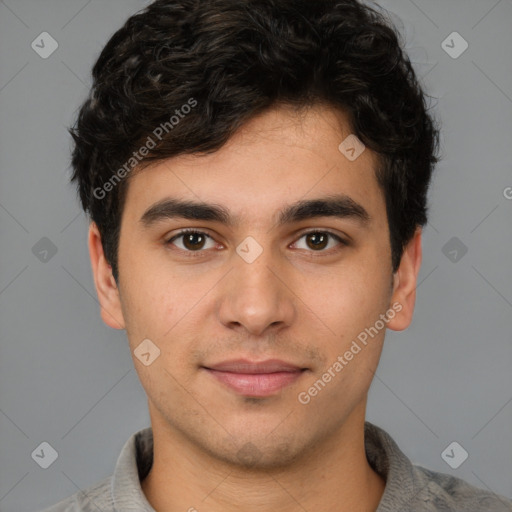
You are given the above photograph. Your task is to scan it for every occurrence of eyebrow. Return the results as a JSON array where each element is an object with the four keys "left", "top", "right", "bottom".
[{"left": 139, "top": 194, "right": 371, "bottom": 229}]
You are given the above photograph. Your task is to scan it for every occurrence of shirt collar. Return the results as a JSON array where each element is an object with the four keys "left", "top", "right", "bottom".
[
  {"left": 111, "top": 426, "right": 155, "bottom": 511},
  {"left": 364, "top": 422, "right": 420, "bottom": 511}
]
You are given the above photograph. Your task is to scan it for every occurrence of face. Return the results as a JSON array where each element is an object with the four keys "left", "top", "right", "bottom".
[{"left": 89, "top": 104, "right": 421, "bottom": 469}]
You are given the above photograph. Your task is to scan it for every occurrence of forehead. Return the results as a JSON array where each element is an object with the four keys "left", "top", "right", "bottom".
[{"left": 122, "top": 104, "right": 386, "bottom": 230}]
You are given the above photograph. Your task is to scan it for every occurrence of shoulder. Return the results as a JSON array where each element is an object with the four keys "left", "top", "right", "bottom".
[
  {"left": 39, "top": 475, "right": 114, "bottom": 512},
  {"left": 364, "top": 422, "right": 512, "bottom": 511},
  {"left": 411, "top": 464, "right": 512, "bottom": 511}
]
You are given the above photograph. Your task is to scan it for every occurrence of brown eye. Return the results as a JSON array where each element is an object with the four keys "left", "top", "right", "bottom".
[
  {"left": 167, "top": 230, "right": 215, "bottom": 252},
  {"left": 293, "top": 231, "right": 347, "bottom": 253},
  {"left": 182, "top": 232, "right": 206, "bottom": 250},
  {"left": 305, "top": 232, "right": 329, "bottom": 250}
]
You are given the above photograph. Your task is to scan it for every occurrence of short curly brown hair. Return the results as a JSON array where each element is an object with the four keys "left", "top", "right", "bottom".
[{"left": 69, "top": 0, "right": 441, "bottom": 283}]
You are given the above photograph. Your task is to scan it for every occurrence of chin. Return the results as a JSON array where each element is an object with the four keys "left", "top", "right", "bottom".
[{"left": 209, "top": 431, "right": 307, "bottom": 472}]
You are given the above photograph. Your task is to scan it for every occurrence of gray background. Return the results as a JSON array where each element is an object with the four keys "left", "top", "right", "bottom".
[{"left": 0, "top": 0, "right": 511, "bottom": 510}]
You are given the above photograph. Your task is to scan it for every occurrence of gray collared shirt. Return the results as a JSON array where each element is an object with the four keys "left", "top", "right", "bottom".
[{"left": 40, "top": 421, "right": 512, "bottom": 511}]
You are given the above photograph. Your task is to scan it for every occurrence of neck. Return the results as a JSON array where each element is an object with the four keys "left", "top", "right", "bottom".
[{"left": 141, "top": 401, "right": 386, "bottom": 512}]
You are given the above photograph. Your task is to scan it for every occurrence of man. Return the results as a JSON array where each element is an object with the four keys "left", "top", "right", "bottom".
[{"left": 42, "top": 0, "right": 512, "bottom": 510}]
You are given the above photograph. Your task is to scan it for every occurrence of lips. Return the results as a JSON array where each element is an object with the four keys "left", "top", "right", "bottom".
[
  {"left": 206, "top": 359, "right": 303, "bottom": 373},
  {"left": 203, "top": 359, "right": 307, "bottom": 397}
]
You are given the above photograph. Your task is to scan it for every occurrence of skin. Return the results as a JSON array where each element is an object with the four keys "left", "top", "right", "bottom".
[{"left": 88, "top": 103, "right": 422, "bottom": 512}]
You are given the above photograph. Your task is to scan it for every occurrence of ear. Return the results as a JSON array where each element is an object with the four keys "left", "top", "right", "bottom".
[
  {"left": 88, "top": 221, "right": 125, "bottom": 330},
  {"left": 386, "top": 226, "right": 423, "bottom": 331}
]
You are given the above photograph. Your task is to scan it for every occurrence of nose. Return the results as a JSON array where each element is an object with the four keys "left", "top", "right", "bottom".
[{"left": 216, "top": 244, "right": 296, "bottom": 338}]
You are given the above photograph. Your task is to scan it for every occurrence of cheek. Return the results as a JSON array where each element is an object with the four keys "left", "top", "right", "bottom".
[
  {"left": 302, "top": 261, "right": 390, "bottom": 360},
  {"left": 118, "top": 283, "right": 174, "bottom": 366},
  {"left": 125, "top": 262, "right": 174, "bottom": 316},
  {"left": 306, "top": 261, "right": 383, "bottom": 318}
]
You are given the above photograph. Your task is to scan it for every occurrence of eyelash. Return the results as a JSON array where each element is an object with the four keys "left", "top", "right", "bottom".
[{"left": 165, "top": 228, "right": 348, "bottom": 258}]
